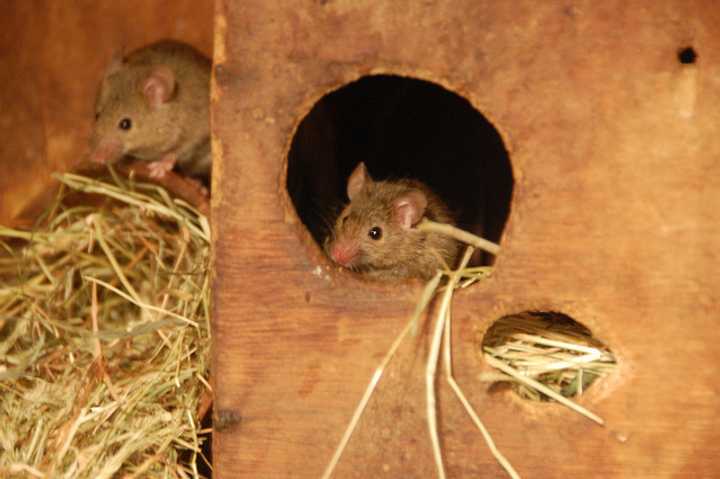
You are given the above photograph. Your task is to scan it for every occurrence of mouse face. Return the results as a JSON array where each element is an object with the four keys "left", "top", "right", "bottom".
[
  {"left": 326, "top": 162, "right": 454, "bottom": 279},
  {"left": 328, "top": 198, "right": 402, "bottom": 271},
  {"left": 90, "top": 63, "right": 180, "bottom": 164}
]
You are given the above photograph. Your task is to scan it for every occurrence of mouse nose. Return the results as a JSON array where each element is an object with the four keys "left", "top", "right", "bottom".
[
  {"left": 90, "top": 138, "right": 123, "bottom": 164},
  {"left": 330, "top": 243, "right": 359, "bottom": 267}
]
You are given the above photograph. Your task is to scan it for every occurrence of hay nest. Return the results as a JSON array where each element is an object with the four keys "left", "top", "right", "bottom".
[
  {"left": 482, "top": 312, "right": 616, "bottom": 408},
  {"left": 0, "top": 172, "right": 211, "bottom": 478}
]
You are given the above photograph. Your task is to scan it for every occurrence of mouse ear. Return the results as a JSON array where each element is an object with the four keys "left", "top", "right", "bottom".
[
  {"left": 104, "top": 55, "right": 124, "bottom": 78},
  {"left": 346, "top": 162, "right": 374, "bottom": 200},
  {"left": 102, "top": 46, "right": 127, "bottom": 79},
  {"left": 141, "top": 66, "right": 176, "bottom": 109},
  {"left": 393, "top": 190, "right": 428, "bottom": 229}
]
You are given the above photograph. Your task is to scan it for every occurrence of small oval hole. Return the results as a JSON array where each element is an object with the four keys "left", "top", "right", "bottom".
[{"left": 480, "top": 311, "right": 617, "bottom": 402}]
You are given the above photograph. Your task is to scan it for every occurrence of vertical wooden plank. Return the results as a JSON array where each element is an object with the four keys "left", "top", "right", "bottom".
[{"left": 212, "top": 1, "right": 720, "bottom": 477}]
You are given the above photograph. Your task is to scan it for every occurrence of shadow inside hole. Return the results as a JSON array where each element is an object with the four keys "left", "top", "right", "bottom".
[
  {"left": 287, "top": 75, "right": 513, "bottom": 266},
  {"left": 678, "top": 46, "right": 697, "bottom": 64},
  {"left": 180, "top": 406, "right": 212, "bottom": 476}
]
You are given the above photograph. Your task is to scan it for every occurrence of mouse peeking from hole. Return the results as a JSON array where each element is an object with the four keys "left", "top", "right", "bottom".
[
  {"left": 324, "top": 162, "right": 460, "bottom": 280},
  {"left": 89, "top": 40, "right": 211, "bottom": 183}
]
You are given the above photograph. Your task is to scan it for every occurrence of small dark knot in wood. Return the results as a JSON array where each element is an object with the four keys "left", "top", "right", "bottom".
[{"left": 215, "top": 409, "right": 243, "bottom": 431}]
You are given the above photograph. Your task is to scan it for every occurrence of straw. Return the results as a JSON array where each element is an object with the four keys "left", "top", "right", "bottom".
[{"left": 0, "top": 172, "right": 211, "bottom": 478}]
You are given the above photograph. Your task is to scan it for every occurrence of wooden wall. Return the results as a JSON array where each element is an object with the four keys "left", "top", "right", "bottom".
[{"left": 211, "top": 0, "right": 720, "bottom": 477}]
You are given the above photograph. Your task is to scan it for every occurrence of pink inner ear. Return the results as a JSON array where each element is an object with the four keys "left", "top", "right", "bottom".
[
  {"left": 346, "top": 162, "right": 373, "bottom": 200},
  {"left": 393, "top": 190, "right": 428, "bottom": 229},
  {"left": 142, "top": 66, "right": 176, "bottom": 109}
]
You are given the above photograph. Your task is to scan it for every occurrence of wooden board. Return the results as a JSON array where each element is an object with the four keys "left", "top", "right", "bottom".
[{"left": 211, "top": 1, "right": 720, "bottom": 477}]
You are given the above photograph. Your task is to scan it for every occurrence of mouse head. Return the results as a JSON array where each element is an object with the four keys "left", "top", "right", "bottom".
[
  {"left": 89, "top": 61, "right": 178, "bottom": 164},
  {"left": 326, "top": 162, "right": 430, "bottom": 273}
]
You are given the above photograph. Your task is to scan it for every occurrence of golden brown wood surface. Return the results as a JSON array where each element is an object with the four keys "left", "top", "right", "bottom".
[
  {"left": 211, "top": 1, "right": 720, "bottom": 477},
  {"left": 0, "top": 0, "right": 213, "bottom": 226}
]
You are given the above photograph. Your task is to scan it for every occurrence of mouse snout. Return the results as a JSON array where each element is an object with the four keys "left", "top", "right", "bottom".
[
  {"left": 90, "top": 138, "right": 123, "bottom": 164},
  {"left": 330, "top": 241, "right": 359, "bottom": 267}
]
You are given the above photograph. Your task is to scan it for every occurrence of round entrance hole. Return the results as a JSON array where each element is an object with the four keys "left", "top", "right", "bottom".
[
  {"left": 286, "top": 75, "right": 513, "bottom": 270},
  {"left": 480, "top": 312, "right": 616, "bottom": 402}
]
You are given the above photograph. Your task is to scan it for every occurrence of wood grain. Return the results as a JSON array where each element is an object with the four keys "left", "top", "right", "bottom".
[{"left": 211, "top": 1, "right": 720, "bottom": 477}]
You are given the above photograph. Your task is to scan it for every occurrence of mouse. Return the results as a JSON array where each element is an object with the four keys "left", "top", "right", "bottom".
[
  {"left": 325, "top": 162, "right": 460, "bottom": 280},
  {"left": 89, "top": 40, "right": 211, "bottom": 181}
]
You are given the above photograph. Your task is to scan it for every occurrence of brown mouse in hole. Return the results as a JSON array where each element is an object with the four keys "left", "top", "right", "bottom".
[
  {"left": 89, "top": 40, "right": 211, "bottom": 182},
  {"left": 325, "top": 162, "right": 460, "bottom": 280}
]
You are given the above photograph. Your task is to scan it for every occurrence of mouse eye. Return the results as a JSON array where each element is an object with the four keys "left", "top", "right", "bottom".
[
  {"left": 368, "top": 226, "right": 383, "bottom": 240},
  {"left": 118, "top": 118, "right": 132, "bottom": 130}
]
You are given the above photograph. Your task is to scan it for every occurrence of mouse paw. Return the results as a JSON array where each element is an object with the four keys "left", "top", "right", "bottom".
[{"left": 147, "top": 155, "right": 176, "bottom": 179}]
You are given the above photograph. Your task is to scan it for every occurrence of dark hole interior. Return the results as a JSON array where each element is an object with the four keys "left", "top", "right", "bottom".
[
  {"left": 287, "top": 74, "right": 513, "bottom": 266},
  {"left": 678, "top": 46, "right": 697, "bottom": 64}
]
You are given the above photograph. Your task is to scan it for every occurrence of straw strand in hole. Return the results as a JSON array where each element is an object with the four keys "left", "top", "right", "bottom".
[
  {"left": 483, "top": 355, "right": 604, "bottom": 425},
  {"left": 480, "top": 312, "right": 615, "bottom": 420},
  {"left": 417, "top": 219, "right": 500, "bottom": 256}
]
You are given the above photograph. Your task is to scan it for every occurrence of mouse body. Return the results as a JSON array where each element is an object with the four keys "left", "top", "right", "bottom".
[
  {"left": 89, "top": 40, "right": 211, "bottom": 180},
  {"left": 325, "top": 162, "right": 459, "bottom": 280}
]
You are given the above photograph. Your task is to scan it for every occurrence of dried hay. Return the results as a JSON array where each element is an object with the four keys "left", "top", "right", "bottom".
[
  {"left": 482, "top": 312, "right": 616, "bottom": 424},
  {"left": 0, "top": 172, "right": 211, "bottom": 478}
]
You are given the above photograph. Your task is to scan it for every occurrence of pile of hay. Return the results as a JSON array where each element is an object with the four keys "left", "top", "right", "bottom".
[{"left": 0, "top": 172, "right": 211, "bottom": 478}]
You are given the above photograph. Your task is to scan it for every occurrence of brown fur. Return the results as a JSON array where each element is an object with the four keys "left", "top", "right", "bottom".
[
  {"left": 325, "top": 164, "right": 459, "bottom": 280},
  {"left": 90, "top": 40, "right": 211, "bottom": 177}
]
